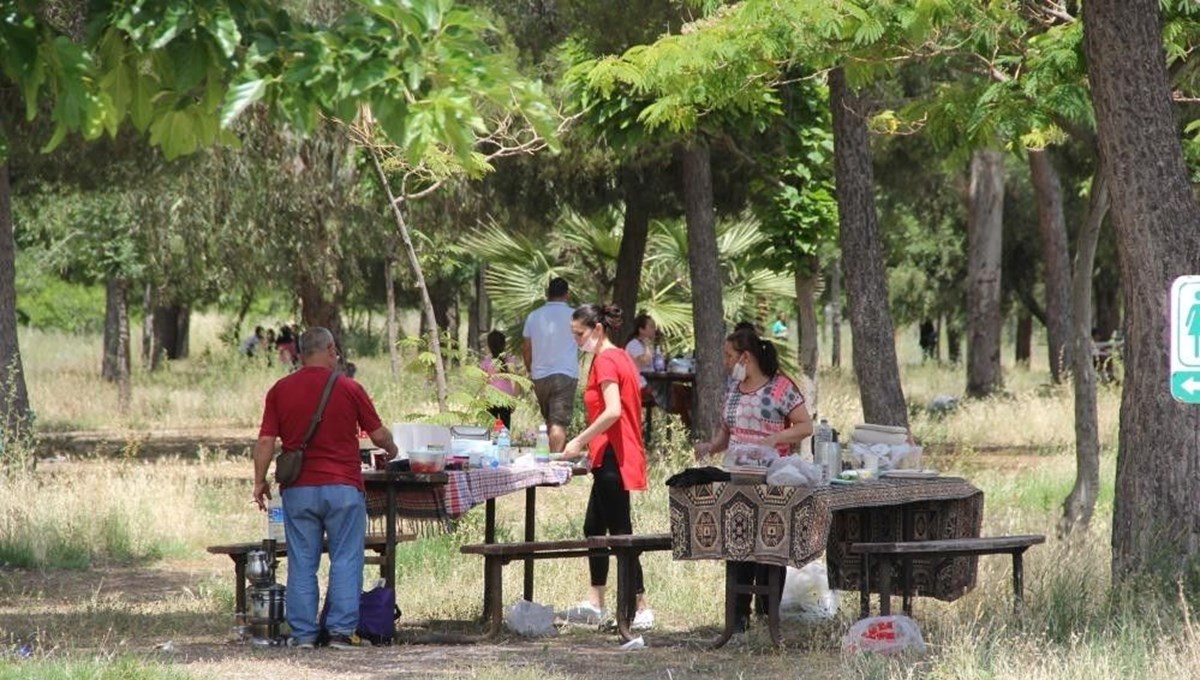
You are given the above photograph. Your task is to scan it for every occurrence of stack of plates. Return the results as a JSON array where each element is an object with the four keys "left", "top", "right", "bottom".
[{"left": 880, "top": 469, "right": 939, "bottom": 479}]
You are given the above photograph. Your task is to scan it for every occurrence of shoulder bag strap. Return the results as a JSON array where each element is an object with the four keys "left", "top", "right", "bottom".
[{"left": 299, "top": 370, "right": 340, "bottom": 450}]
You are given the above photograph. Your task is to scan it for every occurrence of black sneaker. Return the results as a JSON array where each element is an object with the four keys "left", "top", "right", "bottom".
[{"left": 327, "top": 633, "right": 364, "bottom": 650}]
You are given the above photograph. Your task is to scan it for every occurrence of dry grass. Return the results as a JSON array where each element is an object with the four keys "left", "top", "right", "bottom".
[{"left": 9, "top": 315, "right": 1195, "bottom": 679}]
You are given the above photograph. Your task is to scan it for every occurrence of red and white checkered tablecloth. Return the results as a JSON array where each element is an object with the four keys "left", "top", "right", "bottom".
[{"left": 385, "top": 464, "right": 575, "bottom": 520}]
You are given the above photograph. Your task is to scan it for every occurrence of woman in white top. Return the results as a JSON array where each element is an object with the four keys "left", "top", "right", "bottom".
[
  {"left": 624, "top": 313, "right": 692, "bottom": 428},
  {"left": 624, "top": 314, "right": 658, "bottom": 378}
]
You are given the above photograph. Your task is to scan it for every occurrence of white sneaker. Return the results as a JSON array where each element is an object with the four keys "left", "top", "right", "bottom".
[
  {"left": 561, "top": 601, "right": 605, "bottom": 624},
  {"left": 631, "top": 608, "right": 656, "bottom": 631}
]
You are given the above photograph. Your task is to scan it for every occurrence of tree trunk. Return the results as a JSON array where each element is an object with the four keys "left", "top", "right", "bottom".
[
  {"left": 368, "top": 147, "right": 449, "bottom": 410},
  {"left": 966, "top": 149, "right": 1005, "bottom": 397},
  {"left": 385, "top": 250, "right": 400, "bottom": 378},
  {"left": 1029, "top": 149, "right": 1073, "bottom": 383},
  {"left": 1015, "top": 313, "right": 1032, "bottom": 365},
  {"left": 141, "top": 282, "right": 156, "bottom": 370},
  {"left": 829, "top": 68, "right": 908, "bottom": 428},
  {"left": 1061, "top": 165, "right": 1110, "bottom": 536},
  {"left": 467, "top": 264, "right": 483, "bottom": 354},
  {"left": 829, "top": 257, "right": 842, "bottom": 369},
  {"left": 297, "top": 277, "right": 345, "bottom": 351},
  {"left": 794, "top": 253, "right": 819, "bottom": 382},
  {"left": 947, "top": 319, "right": 962, "bottom": 364},
  {"left": 102, "top": 277, "right": 132, "bottom": 412},
  {"left": 429, "top": 277, "right": 457, "bottom": 365},
  {"left": 0, "top": 160, "right": 32, "bottom": 441},
  {"left": 677, "top": 142, "right": 726, "bottom": 440},
  {"left": 1085, "top": 0, "right": 1200, "bottom": 579},
  {"left": 614, "top": 166, "right": 652, "bottom": 335},
  {"left": 1094, "top": 274, "right": 1121, "bottom": 343},
  {"left": 152, "top": 304, "right": 190, "bottom": 362}
]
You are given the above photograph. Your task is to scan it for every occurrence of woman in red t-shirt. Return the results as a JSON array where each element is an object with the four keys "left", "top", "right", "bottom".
[{"left": 561, "top": 303, "right": 654, "bottom": 631}]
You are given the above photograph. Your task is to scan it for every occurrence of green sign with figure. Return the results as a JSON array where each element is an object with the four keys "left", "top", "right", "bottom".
[{"left": 1170, "top": 276, "right": 1200, "bottom": 403}]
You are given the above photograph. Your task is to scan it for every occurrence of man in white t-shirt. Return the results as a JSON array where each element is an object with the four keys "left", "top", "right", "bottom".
[{"left": 522, "top": 277, "right": 578, "bottom": 452}]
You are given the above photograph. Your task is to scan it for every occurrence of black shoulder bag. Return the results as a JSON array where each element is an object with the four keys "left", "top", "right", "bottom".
[{"left": 274, "top": 370, "right": 340, "bottom": 486}]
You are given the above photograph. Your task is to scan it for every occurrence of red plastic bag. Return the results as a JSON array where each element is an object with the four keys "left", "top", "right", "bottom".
[{"left": 841, "top": 615, "right": 926, "bottom": 655}]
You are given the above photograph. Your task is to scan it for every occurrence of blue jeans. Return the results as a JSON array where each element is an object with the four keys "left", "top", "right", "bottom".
[{"left": 281, "top": 485, "right": 366, "bottom": 641}]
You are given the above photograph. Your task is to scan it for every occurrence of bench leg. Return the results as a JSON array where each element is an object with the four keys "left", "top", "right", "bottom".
[
  {"left": 232, "top": 556, "right": 247, "bottom": 623},
  {"left": 614, "top": 549, "right": 637, "bottom": 642},
  {"left": 1012, "top": 549, "right": 1026, "bottom": 615},
  {"left": 878, "top": 556, "right": 892, "bottom": 617},
  {"left": 484, "top": 556, "right": 505, "bottom": 637}
]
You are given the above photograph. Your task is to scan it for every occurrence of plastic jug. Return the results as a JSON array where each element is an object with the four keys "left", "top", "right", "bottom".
[
  {"left": 493, "top": 419, "right": 511, "bottom": 466},
  {"left": 266, "top": 495, "right": 286, "bottom": 543},
  {"left": 814, "top": 418, "right": 833, "bottom": 482},
  {"left": 535, "top": 424, "right": 550, "bottom": 464}
]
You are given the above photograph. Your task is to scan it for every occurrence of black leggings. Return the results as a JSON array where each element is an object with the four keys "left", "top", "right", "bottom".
[{"left": 583, "top": 447, "right": 643, "bottom": 594}]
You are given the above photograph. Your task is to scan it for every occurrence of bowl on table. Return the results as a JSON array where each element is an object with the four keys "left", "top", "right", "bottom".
[{"left": 408, "top": 448, "right": 446, "bottom": 474}]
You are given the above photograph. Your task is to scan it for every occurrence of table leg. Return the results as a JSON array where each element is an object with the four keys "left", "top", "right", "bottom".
[
  {"left": 523, "top": 487, "right": 536, "bottom": 602},
  {"left": 710, "top": 561, "right": 740, "bottom": 649},
  {"left": 901, "top": 557, "right": 913, "bottom": 617},
  {"left": 766, "top": 564, "right": 783, "bottom": 647},
  {"left": 385, "top": 483, "right": 397, "bottom": 591},
  {"left": 878, "top": 556, "right": 892, "bottom": 616},
  {"left": 482, "top": 498, "right": 497, "bottom": 623},
  {"left": 859, "top": 553, "right": 871, "bottom": 619}
]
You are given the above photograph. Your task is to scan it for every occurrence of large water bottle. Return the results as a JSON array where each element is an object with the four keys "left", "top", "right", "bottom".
[
  {"left": 535, "top": 424, "right": 551, "bottom": 464},
  {"left": 814, "top": 418, "right": 834, "bottom": 482},
  {"left": 495, "top": 420, "right": 511, "bottom": 466},
  {"left": 266, "top": 495, "right": 286, "bottom": 543}
]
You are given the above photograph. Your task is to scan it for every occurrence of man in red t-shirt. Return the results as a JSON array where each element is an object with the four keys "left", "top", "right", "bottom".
[{"left": 252, "top": 327, "right": 397, "bottom": 649}]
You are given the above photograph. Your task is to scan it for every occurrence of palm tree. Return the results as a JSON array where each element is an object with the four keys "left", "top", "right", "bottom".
[{"left": 462, "top": 207, "right": 795, "bottom": 351}]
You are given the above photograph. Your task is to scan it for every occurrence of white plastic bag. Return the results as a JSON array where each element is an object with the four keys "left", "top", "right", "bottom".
[
  {"left": 724, "top": 442, "right": 779, "bottom": 468},
  {"left": 765, "top": 456, "right": 822, "bottom": 487},
  {"left": 780, "top": 561, "right": 840, "bottom": 622},
  {"left": 841, "top": 615, "right": 926, "bottom": 655},
  {"left": 504, "top": 599, "right": 558, "bottom": 637}
]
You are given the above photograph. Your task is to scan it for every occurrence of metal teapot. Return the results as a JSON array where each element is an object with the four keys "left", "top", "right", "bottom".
[{"left": 246, "top": 549, "right": 274, "bottom": 583}]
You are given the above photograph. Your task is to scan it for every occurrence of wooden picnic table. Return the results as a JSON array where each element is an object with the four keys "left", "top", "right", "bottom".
[
  {"left": 669, "top": 476, "right": 983, "bottom": 647},
  {"left": 362, "top": 464, "right": 581, "bottom": 619}
]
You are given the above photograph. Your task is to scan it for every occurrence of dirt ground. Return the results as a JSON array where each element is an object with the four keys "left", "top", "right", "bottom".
[
  {"left": 4, "top": 431, "right": 839, "bottom": 679},
  {"left": 0, "top": 562, "right": 845, "bottom": 679},
  {"left": 2, "top": 431, "right": 1046, "bottom": 678}
]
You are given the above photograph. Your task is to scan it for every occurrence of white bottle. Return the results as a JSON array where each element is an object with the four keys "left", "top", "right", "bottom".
[
  {"left": 535, "top": 424, "right": 550, "bottom": 463},
  {"left": 495, "top": 423, "right": 511, "bottom": 466},
  {"left": 266, "top": 495, "right": 286, "bottom": 543},
  {"left": 814, "top": 418, "right": 833, "bottom": 483}
]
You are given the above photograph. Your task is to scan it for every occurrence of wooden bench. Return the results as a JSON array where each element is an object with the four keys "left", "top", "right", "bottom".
[
  {"left": 208, "top": 534, "right": 413, "bottom": 618},
  {"left": 851, "top": 534, "right": 1046, "bottom": 618},
  {"left": 461, "top": 532, "right": 673, "bottom": 639}
]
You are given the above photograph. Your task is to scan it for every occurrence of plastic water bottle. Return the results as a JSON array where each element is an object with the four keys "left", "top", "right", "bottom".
[
  {"left": 495, "top": 420, "right": 511, "bottom": 466},
  {"left": 535, "top": 424, "right": 550, "bottom": 464},
  {"left": 652, "top": 347, "right": 666, "bottom": 372},
  {"left": 266, "top": 495, "right": 286, "bottom": 543},
  {"left": 814, "top": 418, "right": 833, "bottom": 482}
]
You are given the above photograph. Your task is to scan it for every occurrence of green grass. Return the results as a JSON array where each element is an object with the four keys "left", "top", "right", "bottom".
[{"left": 0, "top": 656, "right": 198, "bottom": 680}]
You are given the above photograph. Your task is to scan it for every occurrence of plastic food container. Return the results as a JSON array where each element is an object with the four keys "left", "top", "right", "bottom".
[{"left": 409, "top": 448, "right": 446, "bottom": 473}]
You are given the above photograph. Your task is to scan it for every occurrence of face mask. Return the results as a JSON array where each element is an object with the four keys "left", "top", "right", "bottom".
[
  {"left": 730, "top": 358, "right": 746, "bottom": 382},
  {"left": 581, "top": 330, "right": 600, "bottom": 354}
]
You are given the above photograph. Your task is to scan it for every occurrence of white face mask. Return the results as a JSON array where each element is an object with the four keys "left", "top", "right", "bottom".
[
  {"left": 581, "top": 329, "right": 600, "bottom": 354},
  {"left": 730, "top": 358, "right": 747, "bottom": 382}
]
